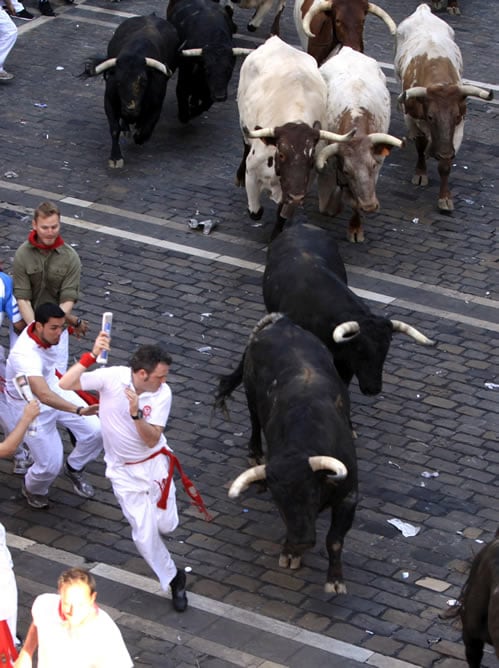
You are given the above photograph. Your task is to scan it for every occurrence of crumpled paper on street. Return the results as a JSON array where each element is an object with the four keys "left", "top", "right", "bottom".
[{"left": 387, "top": 518, "right": 421, "bottom": 537}]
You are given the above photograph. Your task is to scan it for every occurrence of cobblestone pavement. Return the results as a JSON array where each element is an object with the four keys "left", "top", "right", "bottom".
[{"left": 0, "top": 0, "right": 498, "bottom": 665}]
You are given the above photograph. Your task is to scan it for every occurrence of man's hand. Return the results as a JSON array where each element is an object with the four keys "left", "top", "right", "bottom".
[
  {"left": 23, "top": 400, "right": 40, "bottom": 422},
  {"left": 73, "top": 319, "right": 89, "bottom": 339},
  {"left": 78, "top": 403, "right": 99, "bottom": 417},
  {"left": 91, "top": 331, "right": 110, "bottom": 358},
  {"left": 125, "top": 386, "right": 139, "bottom": 415}
]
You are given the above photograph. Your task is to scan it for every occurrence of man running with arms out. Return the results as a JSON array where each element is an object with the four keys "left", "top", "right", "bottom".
[{"left": 58, "top": 332, "right": 188, "bottom": 612}]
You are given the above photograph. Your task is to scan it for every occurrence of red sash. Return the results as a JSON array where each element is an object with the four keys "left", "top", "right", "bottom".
[
  {"left": 126, "top": 447, "right": 212, "bottom": 521},
  {"left": 0, "top": 619, "right": 18, "bottom": 667}
]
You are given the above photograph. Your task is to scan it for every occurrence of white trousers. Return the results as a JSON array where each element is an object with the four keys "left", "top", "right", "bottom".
[
  {"left": 0, "top": 9, "right": 17, "bottom": 72},
  {"left": 0, "top": 524, "right": 17, "bottom": 641},
  {"left": 108, "top": 454, "right": 179, "bottom": 590},
  {"left": 6, "top": 386, "right": 102, "bottom": 496}
]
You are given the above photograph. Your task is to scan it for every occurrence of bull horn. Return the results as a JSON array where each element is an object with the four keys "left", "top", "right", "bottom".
[
  {"left": 367, "top": 3, "right": 397, "bottom": 35},
  {"left": 246, "top": 127, "right": 275, "bottom": 139},
  {"left": 316, "top": 142, "right": 340, "bottom": 170},
  {"left": 319, "top": 128, "right": 356, "bottom": 143},
  {"left": 94, "top": 58, "right": 117, "bottom": 75},
  {"left": 309, "top": 456, "right": 348, "bottom": 478},
  {"left": 144, "top": 58, "right": 172, "bottom": 78},
  {"left": 368, "top": 133, "right": 404, "bottom": 149},
  {"left": 332, "top": 321, "right": 360, "bottom": 343},
  {"left": 391, "top": 320, "right": 435, "bottom": 345},
  {"left": 181, "top": 48, "right": 203, "bottom": 57},
  {"left": 402, "top": 86, "right": 428, "bottom": 101},
  {"left": 228, "top": 465, "right": 267, "bottom": 498},
  {"left": 458, "top": 84, "right": 493, "bottom": 101},
  {"left": 233, "top": 48, "right": 254, "bottom": 56},
  {"left": 302, "top": 0, "right": 332, "bottom": 38}
]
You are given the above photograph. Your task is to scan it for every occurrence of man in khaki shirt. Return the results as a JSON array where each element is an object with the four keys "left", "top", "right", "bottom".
[{"left": 13, "top": 201, "right": 89, "bottom": 374}]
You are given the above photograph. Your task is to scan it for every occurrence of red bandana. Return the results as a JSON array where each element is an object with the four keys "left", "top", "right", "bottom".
[
  {"left": 28, "top": 229, "right": 65, "bottom": 251},
  {"left": 27, "top": 322, "right": 51, "bottom": 349}
]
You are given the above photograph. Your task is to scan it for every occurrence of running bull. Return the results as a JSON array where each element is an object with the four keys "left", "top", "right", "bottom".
[
  {"left": 263, "top": 224, "right": 435, "bottom": 395},
  {"left": 167, "top": 0, "right": 252, "bottom": 123},
  {"left": 82, "top": 15, "right": 179, "bottom": 168},
  {"left": 216, "top": 314, "right": 358, "bottom": 593}
]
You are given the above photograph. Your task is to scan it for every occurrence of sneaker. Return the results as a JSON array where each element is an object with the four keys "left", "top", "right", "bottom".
[
  {"left": 64, "top": 462, "right": 95, "bottom": 498},
  {"left": 15, "top": 8, "right": 34, "bottom": 19},
  {"left": 169, "top": 569, "right": 188, "bottom": 612},
  {"left": 0, "top": 70, "right": 14, "bottom": 82},
  {"left": 38, "top": 1, "right": 56, "bottom": 15},
  {"left": 21, "top": 483, "right": 49, "bottom": 509},
  {"left": 13, "top": 449, "right": 34, "bottom": 475}
]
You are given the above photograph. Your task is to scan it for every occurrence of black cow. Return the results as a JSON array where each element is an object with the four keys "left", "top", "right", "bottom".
[
  {"left": 263, "top": 224, "right": 435, "bottom": 395},
  {"left": 441, "top": 531, "right": 499, "bottom": 667},
  {"left": 216, "top": 313, "right": 358, "bottom": 593},
  {"left": 167, "top": 0, "right": 251, "bottom": 123},
  {"left": 82, "top": 15, "right": 179, "bottom": 167}
]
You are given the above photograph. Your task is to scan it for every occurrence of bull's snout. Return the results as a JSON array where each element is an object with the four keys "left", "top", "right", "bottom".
[
  {"left": 358, "top": 198, "right": 379, "bottom": 214},
  {"left": 286, "top": 193, "right": 306, "bottom": 206}
]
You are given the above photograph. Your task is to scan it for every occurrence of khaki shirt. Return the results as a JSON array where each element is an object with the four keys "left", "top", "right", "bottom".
[{"left": 13, "top": 241, "right": 81, "bottom": 307}]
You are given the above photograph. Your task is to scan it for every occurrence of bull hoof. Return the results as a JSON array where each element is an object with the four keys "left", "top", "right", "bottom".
[
  {"left": 108, "top": 158, "right": 124, "bottom": 169},
  {"left": 438, "top": 197, "right": 454, "bottom": 212},
  {"left": 249, "top": 207, "right": 263, "bottom": 220},
  {"left": 279, "top": 553, "right": 290, "bottom": 568},
  {"left": 447, "top": 6, "right": 461, "bottom": 14},
  {"left": 289, "top": 556, "right": 301, "bottom": 570},
  {"left": 412, "top": 174, "right": 428, "bottom": 186},
  {"left": 347, "top": 229, "right": 365, "bottom": 243},
  {"left": 324, "top": 580, "right": 347, "bottom": 594}
]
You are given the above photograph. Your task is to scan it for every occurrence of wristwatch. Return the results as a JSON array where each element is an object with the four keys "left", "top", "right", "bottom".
[{"left": 131, "top": 410, "right": 143, "bottom": 420}]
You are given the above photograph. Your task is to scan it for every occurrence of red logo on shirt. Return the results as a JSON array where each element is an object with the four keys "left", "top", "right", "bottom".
[{"left": 142, "top": 405, "right": 152, "bottom": 418}]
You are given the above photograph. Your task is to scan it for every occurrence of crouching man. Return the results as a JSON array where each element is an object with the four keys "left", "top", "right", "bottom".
[{"left": 6, "top": 303, "right": 102, "bottom": 509}]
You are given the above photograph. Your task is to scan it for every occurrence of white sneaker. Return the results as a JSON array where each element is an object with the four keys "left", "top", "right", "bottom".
[{"left": 0, "top": 69, "right": 14, "bottom": 82}]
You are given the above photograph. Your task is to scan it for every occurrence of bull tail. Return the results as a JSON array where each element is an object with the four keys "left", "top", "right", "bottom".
[
  {"left": 214, "top": 355, "right": 245, "bottom": 419},
  {"left": 248, "top": 312, "right": 284, "bottom": 345}
]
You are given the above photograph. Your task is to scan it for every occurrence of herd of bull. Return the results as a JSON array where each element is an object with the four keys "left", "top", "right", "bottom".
[{"left": 80, "top": 0, "right": 497, "bottom": 663}]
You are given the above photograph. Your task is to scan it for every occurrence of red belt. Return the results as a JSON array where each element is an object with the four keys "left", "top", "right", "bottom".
[{"left": 125, "top": 447, "right": 212, "bottom": 521}]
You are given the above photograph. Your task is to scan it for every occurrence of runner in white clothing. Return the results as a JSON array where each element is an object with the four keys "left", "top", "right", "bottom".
[
  {"left": 6, "top": 303, "right": 102, "bottom": 509},
  {"left": 14, "top": 567, "right": 133, "bottom": 668},
  {"left": 59, "top": 331, "right": 188, "bottom": 612}
]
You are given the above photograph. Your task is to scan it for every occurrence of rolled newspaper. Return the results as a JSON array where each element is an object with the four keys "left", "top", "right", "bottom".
[{"left": 14, "top": 374, "right": 37, "bottom": 436}]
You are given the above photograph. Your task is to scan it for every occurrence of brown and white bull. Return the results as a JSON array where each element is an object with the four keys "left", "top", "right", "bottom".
[
  {"left": 236, "top": 35, "right": 354, "bottom": 239},
  {"left": 294, "top": 0, "right": 396, "bottom": 65},
  {"left": 316, "top": 47, "right": 403, "bottom": 242},
  {"left": 395, "top": 3, "right": 492, "bottom": 212}
]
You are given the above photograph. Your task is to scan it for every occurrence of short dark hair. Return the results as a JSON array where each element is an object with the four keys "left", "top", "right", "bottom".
[
  {"left": 35, "top": 302, "right": 65, "bottom": 324},
  {"left": 34, "top": 201, "right": 61, "bottom": 221},
  {"left": 129, "top": 344, "right": 172, "bottom": 373},
  {"left": 57, "top": 567, "right": 96, "bottom": 595}
]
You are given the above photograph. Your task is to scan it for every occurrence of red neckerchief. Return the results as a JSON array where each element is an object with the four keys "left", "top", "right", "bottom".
[
  {"left": 126, "top": 447, "right": 212, "bottom": 521},
  {"left": 27, "top": 322, "right": 50, "bottom": 349},
  {"left": 28, "top": 229, "right": 64, "bottom": 251}
]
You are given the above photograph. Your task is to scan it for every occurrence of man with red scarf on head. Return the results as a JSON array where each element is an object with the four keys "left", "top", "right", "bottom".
[{"left": 13, "top": 201, "right": 89, "bottom": 376}]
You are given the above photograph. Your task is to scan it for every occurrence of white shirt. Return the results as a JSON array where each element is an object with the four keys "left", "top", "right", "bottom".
[
  {"left": 32, "top": 593, "right": 133, "bottom": 668},
  {"left": 80, "top": 366, "right": 172, "bottom": 466},
  {"left": 6, "top": 324, "right": 60, "bottom": 410}
]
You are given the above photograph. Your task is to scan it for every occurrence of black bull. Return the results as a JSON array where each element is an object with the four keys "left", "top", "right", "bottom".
[
  {"left": 81, "top": 15, "right": 179, "bottom": 167},
  {"left": 263, "top": 224, "right": 435, "bottom": 395},
  {"left": 167, "top": 0, "right": 250, "bottom": 123},
  {"left": 216, "top": 314, "right": 358, "bottom": 594}
]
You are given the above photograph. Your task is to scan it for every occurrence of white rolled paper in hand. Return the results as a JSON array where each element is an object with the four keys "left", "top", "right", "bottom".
[
  {"left": 14, "top": 374, "right": 38, "bottom": 436},
  {"left": 97, "top": 312, "right": 113, "bottom": 365}
]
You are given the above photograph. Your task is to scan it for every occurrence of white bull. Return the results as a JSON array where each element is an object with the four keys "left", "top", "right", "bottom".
[
  {"left": 236, "top": 35, "right": 354, "bottom": 239},
  {"left": 317, "top": 46, "right": 403, "bottom": 242}
]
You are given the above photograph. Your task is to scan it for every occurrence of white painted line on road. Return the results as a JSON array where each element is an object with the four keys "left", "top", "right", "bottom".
[
  {"left": 2, "top": 191, "right": 498, "bottom": 332},
  {"left": 7, "top": 531, "right": 419, "bottom": 667}
]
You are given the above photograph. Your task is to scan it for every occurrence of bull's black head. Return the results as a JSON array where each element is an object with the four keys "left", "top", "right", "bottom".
[
  {"left": 202, "top": 44, "right": 236, "bottom": 103},
  {"left": 111, "top": 56, "right": 152, "bottom": 119}
]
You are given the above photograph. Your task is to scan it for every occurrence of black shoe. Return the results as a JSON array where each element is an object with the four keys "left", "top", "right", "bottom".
[
  {"left": 38, "top": 1, "right": 56, "bottom": 15},
  {"left": 16, "top": 9, "right": 34, "bottom": 19},
  {"left": 170, "top": 569, "right": 188, "bottom": 612}
]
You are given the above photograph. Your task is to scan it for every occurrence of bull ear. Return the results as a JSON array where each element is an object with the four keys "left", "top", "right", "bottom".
[{"left": 312, "top": 120, "right": 322, "bottom": 131}]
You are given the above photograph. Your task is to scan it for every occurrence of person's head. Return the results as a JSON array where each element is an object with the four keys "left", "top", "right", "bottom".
[
  {"left": 34, "top": 303, "right": 66, "bottom": 346},
  {"left": 32, "top": 201, "right": 61, "bottom": 247},
  {"left": 130, "top": 345, "right": 172, "bottom": 393},
  {"left": 57, "top": 568, "right": 97, "bottom": 628}
]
